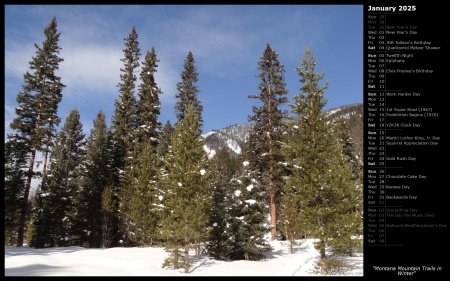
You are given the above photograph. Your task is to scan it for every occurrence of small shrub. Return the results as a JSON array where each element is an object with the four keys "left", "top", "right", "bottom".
[{"left": 310, "top": 258, "right": 351, "bottom": 275}]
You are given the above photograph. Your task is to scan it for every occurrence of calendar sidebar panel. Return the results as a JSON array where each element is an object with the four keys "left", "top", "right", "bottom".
[{"left": 364, "top": 3, "right": 447, "bottom": 278}]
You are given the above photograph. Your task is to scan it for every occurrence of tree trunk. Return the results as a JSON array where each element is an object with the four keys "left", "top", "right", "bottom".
[
  {"left": 270, "top": 191, "right": 276, "bottom": 240},
  {"left": 269, "top": 138, "right": 276, "bottom": 240},
  {"left": 289, "top": 238, "right": 294, "bottom": 254},
  {"left": 17, "top": 149, "right": 36, "bottom": 247},
  {"left": 41, "top": 149, "right": 49, "bottom": 186},
  {"left": 174, "top": 248, "right": 179, "bottom": 269},
  {"left": 184, "top": 245, "right": 190, "bottom": 273}
]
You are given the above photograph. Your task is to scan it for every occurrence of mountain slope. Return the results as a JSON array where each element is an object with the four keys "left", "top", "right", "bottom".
[{"left": 203, "top": 103, "right": 363, "bottom": 158}]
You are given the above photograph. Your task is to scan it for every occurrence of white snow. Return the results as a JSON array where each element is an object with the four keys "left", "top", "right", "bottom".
[
  {"left": 245, "top": 199, "right": 256, "bottom": 205},
  {"left": 203, "top": 144, "right": 216, "bottom": 159},
  {"left": 4, "top": 238, "right": 363, "bottom": 276},
  {"left": 226, "top": 138, "right": 241, "bottom": 154},
  {"left": 201, "top": 131, "right": 217, "bottom": 138}
]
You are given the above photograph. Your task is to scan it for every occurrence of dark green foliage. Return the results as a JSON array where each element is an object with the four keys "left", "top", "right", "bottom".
[
  {"left": 112, "top": 26, "right": 140, "bottom": 149},
  {"left": 4, "top": 138, "right": 28, "bottom": 246},
  {"left": 16, "top": 17, "right": 65, "bottom": 187},
  {"left": 156, "top": 120, "right": 175, "bottom": 166},
  {"left": 118, "top": 44, "right": 163, "bottom": 247},
  {"left": 327, "top": 119, "right": 363, "bottom": 257},
  {"left": 206, "top": 147, "right": 240, "bottom": 260},
  {"left": 159, "top": 104, "right": 211, "bottom": 272},
  {"left": 135, "top": 47, "right": 162, "bottom": 148},
  {"left": 110, "top": 26, "right": 141, "bottom": 246},
  {"left": 243, "top": 124, "right": 268, "bottom": 178},
  {"left": 247, "top": 43, "right": 289, "bottom": 240},
  {"left": 120, "top": 46, "right": 163, "bottom": 246},
  {"left": 281, "top": 46, "right": 362, "bottom": 268},
  {"left": 226, "top": 160, "right": 272, "bottom": 261},
  {"left": 326, "top": 104, "right": 363, "bottom": 164},
  {"left": 77, "top": 111, "right": 113, "bottom": 248},
  {"left": 8, "top": 17, "right": 65, "bottom": 246},
  {"left": 110, "top": 25, "right": 141, "bottom": 182},
  {"left": 31, "top": 108, "right": 85, "bottom": 248},
  {"left": 331, "top": 121, "right": 363, "bottom": 257},
  {"left": 100, "top": 185, "right": 114, "bottom": 249},
  {"left": 174, "top": 51, "right": 203, "bottom": 135},
  {"left": 119, "top": 141, "right": 160, "bottom": 247},
  {"left": 278, "top": 140, "right": 304, "bottom": 253},
  {"left": 335, "top": 119, "right": 363, "bottom": 182},
  {"left": 35, "top": 17, "right": 66, "bottom": 187}
]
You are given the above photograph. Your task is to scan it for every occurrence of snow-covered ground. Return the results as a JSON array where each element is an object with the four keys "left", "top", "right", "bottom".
[{"left": 5, "top": 237, "right": 363, "bottom": 276}]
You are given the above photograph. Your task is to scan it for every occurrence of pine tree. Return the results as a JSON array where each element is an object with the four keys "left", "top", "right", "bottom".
[
  {"left": 278, "top": 132, "right": 303, "bottom": 253},
  {"left": 135, "top": 47, "right": 162, "bottom": 148},
  {"left": 110, "top": 26, "right": 141, "bottom": 246},
  {"left": 159, "top": 104, "right": 211, "bottom": 273},
  {"left": 77, "top": 111, "right": 113, "bottom": 248},
  {"left": 116, "top": 150, "right": 138, "bottom": 247},
  {"left": 336, "top": 119, "right": 363, "bottom": 182},
  {"left": 132, "top": 141, "right": 161, "bottom": 246},
  {"left": 31, "top": 108, "right": 85, "bottom": 248},
  {"left": 8, "top": 17, "right": 65, "bottom": 247},
  {"left": 118, "top": 140, "right": 160, "bottom": 247},
  {"left": 4, "top": 139, "right": 28, "bottom": 246},
  {"left": 174, "top": 51, "right": 203, "bottom": 135},
  {"left": 100, "top": 185, "right": 114, "bottom": 248},
  {"left": 115, "top": 47, "right": 163, "bottom": 246},
  {"left": 206, "top": 147, "right": 240, "bottom": 260},
  {"left": 282, "top": 46, "right": 362, "bottom": 271},
  {"left": 36, "top": 17, "right": 65, "bottom": 187},
  {"left": 247, "top": 43, "right": 289, "bottom": 240},
  {"left": 156, "top": 120, "right": 174, "bottom": 166},
  {"left": 331, "top": 120, "right": 363, "bottom": 256},
  {"left": 110, "top": 25, "right": 140, "bottom": 184},
  {"left": 226, "top": 159, "right": 272, "bottom": 261},
  {"left": 111, "top": 26, "right": 140, "bottom": 152}
]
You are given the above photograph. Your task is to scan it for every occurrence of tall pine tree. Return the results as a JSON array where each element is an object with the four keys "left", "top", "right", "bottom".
[
  {"left": 111, "top": 26, "right": 140, "bottom": 153},
  {"left": 135, "top": 46, "right": 162, "bottom": 148},
  {"left": 336, "top": 119, "right": 363, "bottom": 182},
  {"left": 159, "top": 104, "right": 211, "bottom": 273},
  {"left": 206, "top": 147, "right": 240, "bottom": 260},
  {"left": 110, "top": 26, "right": 140, "bottom": 185},
  {"left": 77, "top": 111, "right": 113, "bottom": 248},
  {"left": 226, "top": 159, "right": 272, "bottom": 261},
  {"left": 8, "top": 16, "right": 65, "bottom": 246},
  {"left": 156, "top": 120, "right": 175, "bottom": 166},
  {"left": 4, "top": 139, "right": 28, "bottom": 246},
  {"left": 330, "top": 119, "right": 363, "bottom": 256},
  {"left": 110, "top": 26, "right": 141, "bottom": 246},
  {"left": 174, "top": 51, "right": 203, "bottom": 135},
  {"left": 247, "top": 43, "right": 289, "bottom": 240},
  {"left": 31, "top": 108, "right": 85, "bottom": 248},
  {"left": 118, "top": 140, "right": 160, "bottom": 247},
  {"left": 118, "top": 46, "right": 163, "bottom": 247},
  {"left": 281, "top": 46, "right": 362, "bottom": 271},
  {"left": 278, "top": 134, "right": 303, "bottom": 253}
]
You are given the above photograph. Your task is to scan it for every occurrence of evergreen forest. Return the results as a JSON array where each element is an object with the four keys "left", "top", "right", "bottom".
[{"left": 4, "top": 17, "right": 363, "bottom": 273}]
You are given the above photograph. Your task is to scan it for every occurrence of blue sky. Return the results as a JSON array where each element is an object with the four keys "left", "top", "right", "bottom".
[{"left": 5, "top": 4, "right": 363, "bottom": 138}]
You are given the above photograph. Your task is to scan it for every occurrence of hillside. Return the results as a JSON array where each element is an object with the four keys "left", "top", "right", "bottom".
[{"left": 203, "top": 103, "right": 363, "bottom": 159}]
